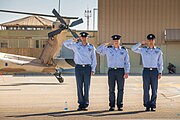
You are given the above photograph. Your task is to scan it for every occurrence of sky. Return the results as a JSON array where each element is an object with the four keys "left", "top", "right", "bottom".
[{"left": 0, "top": 0, "right": 98, "bottom": 30}]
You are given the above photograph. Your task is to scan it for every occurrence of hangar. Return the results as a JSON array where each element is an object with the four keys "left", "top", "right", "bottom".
[{"left": 98, "top": 0, "right": 180, "bottom": 74}]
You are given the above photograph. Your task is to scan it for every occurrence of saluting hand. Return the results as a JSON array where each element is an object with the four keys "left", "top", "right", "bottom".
[
  {"left": 105, "top": 42, "right": 111, "bottom": 46},
  {"left": 141, "top": 40, "right": 147, "bottom": 45},
  {"left": 124, "top": 73, "right": 129, "bottom": 79},
  {"left": 73, "top": 38, "right": 80, "bottom": 42}
]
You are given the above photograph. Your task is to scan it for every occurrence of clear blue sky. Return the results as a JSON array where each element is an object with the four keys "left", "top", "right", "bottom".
[{"left": 0, "top": 0, "right": 98, "bottom": 30}]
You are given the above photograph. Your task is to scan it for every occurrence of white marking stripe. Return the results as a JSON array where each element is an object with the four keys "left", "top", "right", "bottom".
[{"left": 0, "top": 57, "right": 30, "bottom": 64}]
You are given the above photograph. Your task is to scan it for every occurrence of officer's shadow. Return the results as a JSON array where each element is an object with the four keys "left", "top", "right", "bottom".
[
  {"left": 88, "top": 110, "right": 146, "bottom": 117},
  {"left": 50, "top": 110, "right": 109, "bottom": 117},
  {"left": 7, "top": 110, "right": 78, "bottom": 118}
]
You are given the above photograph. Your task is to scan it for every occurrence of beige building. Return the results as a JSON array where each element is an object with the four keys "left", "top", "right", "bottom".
[
  {"left": 98, "top": 0, "right": 180, "bottom": 74},
  {"left": 0, "top": 16, "right": 53, "bottom": 47},
  {"left": 0, "top": 16, "right": 97, "bottom": 47},
  {"left": 0, "top": 16, "right": 98, "bottom": 70}
]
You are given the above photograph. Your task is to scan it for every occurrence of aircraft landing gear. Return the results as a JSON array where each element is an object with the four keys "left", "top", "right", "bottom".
[
  {"left": 54, "top": 69, "right": 64, "bottom": 83},
  {"left": 57, "top": 76, "right": 64, "bottom": 83}
]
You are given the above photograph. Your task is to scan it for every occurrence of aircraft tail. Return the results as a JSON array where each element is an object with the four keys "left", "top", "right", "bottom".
[{"left": 39, "top": 31, "right": 67, "bottom": 65}]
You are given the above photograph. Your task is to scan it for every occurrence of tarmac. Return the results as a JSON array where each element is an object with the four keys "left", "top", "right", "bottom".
[{"left": 0, "top": 74, "right": 180, "bottom": 120}]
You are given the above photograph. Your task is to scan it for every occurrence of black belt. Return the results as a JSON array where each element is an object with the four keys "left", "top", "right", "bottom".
[
  {"left": 109, "top": 67, "right": 124, "bottom": 70},
  {"left": 144, "top": 67, "right": 157, "bottom": 71},
  {"left": 76, "top": 64, "right": 91, "bottom": 67}
]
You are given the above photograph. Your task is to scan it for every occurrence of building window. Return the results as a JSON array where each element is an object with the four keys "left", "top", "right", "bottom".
[
  {"left": 36, "top": 40, "right": 39, "bottom": 48},
  {"left": 1, "top": 42, "right": 8, "bottom": 48},
  {"left": 42, "top": 40, "right": 47, "bottom": 48}
]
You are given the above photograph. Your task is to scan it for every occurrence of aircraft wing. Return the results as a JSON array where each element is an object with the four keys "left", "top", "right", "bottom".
[
  {"left": 0, "top": 52, "right": 35, "bottom": 65},
  {"left": 53, "top": 58, "right": 75, "bottom": 69}
]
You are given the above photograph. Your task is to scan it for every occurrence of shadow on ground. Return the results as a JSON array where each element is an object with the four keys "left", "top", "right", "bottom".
[{"left": 7, "top": 110, "right": 146, "bottom": 118}]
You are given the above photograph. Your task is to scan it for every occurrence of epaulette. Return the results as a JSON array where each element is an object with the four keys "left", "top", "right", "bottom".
[
  {"left": 107, "top": 45, "right": 113, "bottom": 48},
  {"left": 142, "top": 46, "right": 147, "bottom": 48},
  {"left": 121, "top": 46, "right": 127, "bottom": 50},
  {"left": 156, "top": 47, "right": 161, "bottom": 50},
  {"left": 89, "top": 43, "right": 93, "bottom": 46}
]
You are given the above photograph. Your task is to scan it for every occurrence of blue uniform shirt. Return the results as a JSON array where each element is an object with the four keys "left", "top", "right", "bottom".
[
  {"left": 96, "top": 44, "right": 130, "bottom": 73},
  {"left": 63, "top": 39, "right": 97, "bottom": 72},
  {"left": 131, "top": 42, "right": 163, "bottom": 74}
]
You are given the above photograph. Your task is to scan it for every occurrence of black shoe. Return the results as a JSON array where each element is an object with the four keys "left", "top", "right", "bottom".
[
  {"left": 118, "top": 108, "right": 123, "bottom": 111},
  {"left": 145, "top": 107, "right": 150, "bottom": 111},
  {"left": 109, "top": 107, "right": 115, "bottom": 111},
  {"left": 82, "top": 108, "right": 88, "bottom": 111},
  {"left": 77, "top": 107, "right": 83, "bottom": 111},
  {"left": 77, "top": 107, "right": 88, "bottom": 111},
  {"left": 151, "top": 108, "right": 156, "bottom": 112}
]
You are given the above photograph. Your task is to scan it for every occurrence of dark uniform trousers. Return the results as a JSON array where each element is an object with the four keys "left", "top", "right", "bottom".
[
  {"left": 108, "top": 68, "right": 125, "bottom": 108},
  {"left": 75, "top": 64, "right": 92, "bottom": 108},
  {"left": 143, "top": 68, "right": 158, "bottom": 108}
]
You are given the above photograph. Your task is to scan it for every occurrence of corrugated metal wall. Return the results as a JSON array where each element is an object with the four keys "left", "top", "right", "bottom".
[
  {"left": 98, "top": 0, "right": 180, "bottom": 44},
  {"left": 98, "top": 0, "right": 180, "bottom": 74}
]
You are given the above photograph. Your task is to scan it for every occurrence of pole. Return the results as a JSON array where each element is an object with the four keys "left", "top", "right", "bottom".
[
  {"left": 93, "top": 8, "right": 98, "bottom": 31},
  {"left": 58, "top": 0, "right": 61, "bottom": 14}
]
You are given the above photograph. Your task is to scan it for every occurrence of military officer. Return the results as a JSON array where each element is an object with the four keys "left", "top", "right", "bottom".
[
  {"left": 131, "top": 34, "right": 163, "bottom": 112},
  {"left": 63, "top": 32, "right": 97, "bottom": 111},
  {"left": 96, "top": 35, "right": 130, "bottom": 111}
]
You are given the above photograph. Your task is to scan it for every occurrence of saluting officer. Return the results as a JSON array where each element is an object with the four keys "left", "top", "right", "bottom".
[
  {"left": 131, "top": 34, "right": 163, "bottom": 112},
  {"left": 63, "top": 32, "right": 97, "bottom": 111},
  {"left": 96, "top": 35, "right": 130, "bottom": 111}
]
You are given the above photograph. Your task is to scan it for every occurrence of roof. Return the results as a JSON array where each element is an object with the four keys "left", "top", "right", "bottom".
[{"left": 1, "top": 16, "right": 53, "bottom": 27}]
